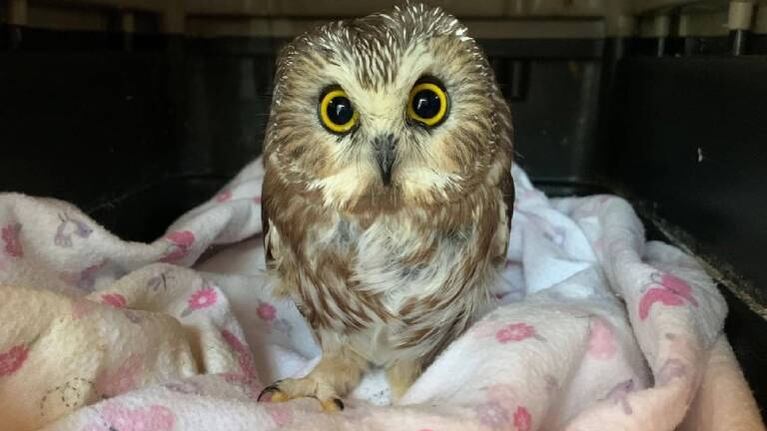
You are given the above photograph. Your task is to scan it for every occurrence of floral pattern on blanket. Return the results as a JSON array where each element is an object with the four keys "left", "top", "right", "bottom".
[{"left": 0, "top": 158, "right": 745, "bottom": 431}]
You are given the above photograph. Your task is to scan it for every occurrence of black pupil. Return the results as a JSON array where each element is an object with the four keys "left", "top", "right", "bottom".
[
  {"left": 412, "top": 89, "right": 441, "bottom": 119},
  {"left": 327, "top": 96, "right": 354, "bottom": 125}
]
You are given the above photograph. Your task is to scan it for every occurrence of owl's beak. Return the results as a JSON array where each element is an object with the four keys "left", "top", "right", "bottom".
[{"left": 373, "top": 134, "right": 397, "bottom": 186}]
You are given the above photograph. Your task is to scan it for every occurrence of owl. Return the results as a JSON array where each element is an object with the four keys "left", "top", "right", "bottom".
[{"left": 258, "top": 3, "right": 514, "bottom": 411}]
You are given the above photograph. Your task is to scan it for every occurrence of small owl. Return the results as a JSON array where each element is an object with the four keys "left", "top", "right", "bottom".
[{"left": 259, "top": 3, "right": 514, "bottom": 410}]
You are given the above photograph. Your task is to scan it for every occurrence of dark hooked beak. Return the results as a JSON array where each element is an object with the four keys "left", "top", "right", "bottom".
[{"left": 373, "top": 134, "right": 397, "bottom": 186}]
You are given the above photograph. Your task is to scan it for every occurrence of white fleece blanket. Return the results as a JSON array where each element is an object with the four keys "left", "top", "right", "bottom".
[{"left": 0, "top": 157, "right": 761, "bottom": 431}]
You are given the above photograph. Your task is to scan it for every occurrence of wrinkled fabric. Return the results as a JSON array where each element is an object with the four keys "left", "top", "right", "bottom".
[{"left": 0, "top": 157, "right": 761, "bottom": 431}]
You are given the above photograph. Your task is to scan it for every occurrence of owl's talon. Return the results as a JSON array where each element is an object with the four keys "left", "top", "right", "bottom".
[
  {"left": 257, "top": 383, "right": 285, "bottom": 403},
  {"left": 257, "top": 379, "right": 345, "bottom": 412},
  {"left": 322, "top": 398, "right": 344, "bottom": 412}
]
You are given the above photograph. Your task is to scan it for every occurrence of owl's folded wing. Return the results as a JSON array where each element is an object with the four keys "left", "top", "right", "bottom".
[{"left": 261, "top": 191, "right": 274, "bottom": 267}]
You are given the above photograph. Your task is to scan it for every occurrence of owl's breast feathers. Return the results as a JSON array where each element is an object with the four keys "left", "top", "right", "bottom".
[{"left": 262, "top": 165, "right": 513, "bottom": 363}]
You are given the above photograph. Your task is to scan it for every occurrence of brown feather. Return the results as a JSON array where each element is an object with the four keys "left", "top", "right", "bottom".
[{"left": 259, "top": 3, "right": 515, "bottom": 395}]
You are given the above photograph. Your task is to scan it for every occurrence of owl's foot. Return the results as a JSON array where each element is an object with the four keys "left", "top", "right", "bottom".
[
  {"left": 257, "top": 344, "right": 367, "bottom": 413},
  {"left": 258, "top": 379, "right": 345, "bottom": 412},
  {"left": 386, "top": 359, "right": 422, "bottom": 401}
]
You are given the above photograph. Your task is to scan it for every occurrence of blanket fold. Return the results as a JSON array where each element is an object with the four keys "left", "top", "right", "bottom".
[{"left": 0, "top": 158, "right": 762, "bottom": 431}]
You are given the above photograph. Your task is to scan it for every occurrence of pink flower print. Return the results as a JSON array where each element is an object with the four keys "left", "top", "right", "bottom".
[
  {"left": 54, "top": 213, "right": 92, "bottom": 248},
  {"left": 465, "top": 312, "right": 504, "bottom": 336},
  {"left": 587, "top": 318, "right": 617, "bottom": 360},
  {"left": 496, "top": 323, "right": 544, "bottom": 343},
  {"left": 221, "top": 330, "right": 258, "bottom": 383},
  {"left": 2, "top": 223, "right": 23, "bottom": 257},
  {"left": 101, "top": 293, "right": 127, "bottom": 309},
  {"left": 215, "top": 190, "right": 232, "bottom": 202},
  {"left": 654, "top": 273, "right": 698, "bottom": 306},
  {"left": 496, "top": 323, "right": 533, "bottom": 342},
  {"left": 160, "top": 230, "right": 195, "bottom": 263},
  {"left": 639, "top": 288, "right": 684, "bottom": 320},
  {"left": 0, "top": 344, "right": 29, "bottom": 377},
  {"left": 220, "top": 331, "right": 261, "bottom": 400},
  {"left": 87, "top": 403, "right": 175, "bottom": 431},
  {"left": 189, "top": 286, "right": 217, "bottom": 309},
  {"left": 221, "top": 330, "right": 247, "bottom": 359},
  {"left": 513, "top": 406, "right": 532, "bottom": 431},
  {"left": 181, "top": 285, "right": 218, "bottom": 317},
  {"left": 639, "top": 272, "right": 698, "bottom": 320},
  {"left": 95, "top": 354, "right": 143, "bottom": 398},
  {"left": 257, "top": 301, "right": 277, "bottom": 322}
]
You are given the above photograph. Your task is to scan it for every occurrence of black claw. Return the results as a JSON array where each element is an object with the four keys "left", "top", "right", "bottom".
[
  {"left": 257, "top": 381, "right": 282, "bottom": 402},
  {"left": 256, "top": 387, "right": 274, "bottom": 402},
  {"left": 333, "top": 398, "right": 345, "bottom": 411}
]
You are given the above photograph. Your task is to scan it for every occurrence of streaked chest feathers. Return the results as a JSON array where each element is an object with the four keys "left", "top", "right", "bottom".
[{"left": 277, "top": 199, "right": 506, "bottom": 366}]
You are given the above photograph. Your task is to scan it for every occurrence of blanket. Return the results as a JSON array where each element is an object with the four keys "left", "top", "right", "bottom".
[{"left": 0, "top": 157, "right": 763, "bottom": 431}]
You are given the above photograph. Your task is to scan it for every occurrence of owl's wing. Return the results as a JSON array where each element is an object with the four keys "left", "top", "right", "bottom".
[
  {"left": 261, "top": 192, "right": 274, "bottom": 266},
  {"left": 502, "top": 169, "right": 515, "bottom": 231},
  {"left": 498, "top": 169, "right": 515, "bottom": 259}
]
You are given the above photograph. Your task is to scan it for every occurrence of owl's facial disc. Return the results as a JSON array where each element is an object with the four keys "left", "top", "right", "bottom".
[
  {"left": 266, "top": 5, "right": 513, "bottom": 211},
  {"left": 372, "top": 134, "right": 398, "bottom": 186}
]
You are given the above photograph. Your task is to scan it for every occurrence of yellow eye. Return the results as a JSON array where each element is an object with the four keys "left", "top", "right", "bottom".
[
  {"left": 319, "top": 88, "right": 359, "bottom": 134},
  {"left": 407, "top": 82, "right": 448, "bottom": 127}
]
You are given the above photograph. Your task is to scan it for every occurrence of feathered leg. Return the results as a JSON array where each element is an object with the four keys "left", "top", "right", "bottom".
[
  {"left": 386, "top": 359, "right": 422, "bottom": 401},
  {"left": 259, "top": 342, "right": 368, "bottom": 412}
]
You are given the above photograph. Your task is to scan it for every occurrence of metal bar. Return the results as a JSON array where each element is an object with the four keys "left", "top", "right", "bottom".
[{"left": 728, "top": 1, "right": 755, "bottom": 55}]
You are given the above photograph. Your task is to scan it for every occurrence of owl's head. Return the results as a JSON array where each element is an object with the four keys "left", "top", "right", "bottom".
[{"left": 264, "top": 3, "right": 512, "bottom": 214}]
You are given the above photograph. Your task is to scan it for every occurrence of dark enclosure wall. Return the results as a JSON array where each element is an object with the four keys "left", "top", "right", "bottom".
[
  {"left": 605, "top": 53, "right": 767, "bottom": 408},
  {"left": 0, "top": 29, "right": 604, "bottom": 241}
]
